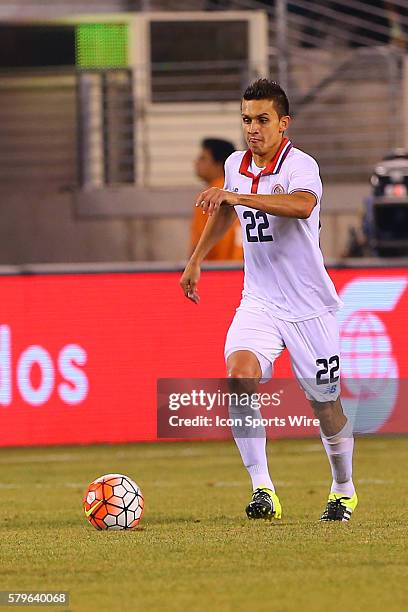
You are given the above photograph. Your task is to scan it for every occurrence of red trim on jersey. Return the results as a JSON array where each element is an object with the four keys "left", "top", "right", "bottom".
[
  {"left": 238, "top": 137, "right": 292, "bottom": 194},
  {"left": 238, "top": 150, "right": 256, "bottom": 179},
  {"left": 251, "top": 175, "right": 261, "bottom": 194}
]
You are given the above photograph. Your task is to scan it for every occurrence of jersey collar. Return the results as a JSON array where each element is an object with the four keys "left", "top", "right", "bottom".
[{"left": 239, "top": 137, "right": 292, "bottom": 178}]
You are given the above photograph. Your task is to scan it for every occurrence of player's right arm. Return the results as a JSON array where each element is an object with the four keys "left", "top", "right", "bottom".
[{"left": 180, "top": 205, "right": 237, "bottom": 304}]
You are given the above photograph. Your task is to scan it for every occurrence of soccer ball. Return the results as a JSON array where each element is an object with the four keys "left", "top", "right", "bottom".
[{"left": 83, "top": 473, "right": 144, "bottom": 530}]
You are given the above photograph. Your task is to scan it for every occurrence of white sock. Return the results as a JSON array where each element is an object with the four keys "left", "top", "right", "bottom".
[
  {"left": 229, "top": 397, "right": 275, "bottom": 492},
  {"left": 321, "top": 418, "right": 355, "bottom": 497}
]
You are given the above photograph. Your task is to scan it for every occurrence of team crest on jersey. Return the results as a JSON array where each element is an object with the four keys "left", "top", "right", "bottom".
[{"left": 273, "top": 184, "right": 285, "bottom": 194}]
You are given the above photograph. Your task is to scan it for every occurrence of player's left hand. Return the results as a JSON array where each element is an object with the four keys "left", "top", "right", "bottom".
[{"left": 195, "top": 188, "right": 239, "bottom": 216}]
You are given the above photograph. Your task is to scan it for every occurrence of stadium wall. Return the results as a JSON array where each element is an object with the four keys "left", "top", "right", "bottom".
[
  {"left": 0, "top": 266, "right": 407, "bottom": 447},
  {"left": 0, "top": 184, "right": 365, "bottom": 263}
]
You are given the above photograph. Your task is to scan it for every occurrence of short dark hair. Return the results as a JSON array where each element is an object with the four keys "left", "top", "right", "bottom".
[
  {"left": 202, "top": 138, "right": 235, "bottom": 165},
  {"left": 242, "top": 79, "right": 290, "bottom": 117}
]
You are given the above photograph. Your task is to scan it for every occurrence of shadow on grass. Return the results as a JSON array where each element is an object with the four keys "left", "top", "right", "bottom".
[
  {"left": 144, "top": 515, "right": 295, "bottom": 527},
  {"left": 143, "top": 515, "right": 204, "bottom": 526}
]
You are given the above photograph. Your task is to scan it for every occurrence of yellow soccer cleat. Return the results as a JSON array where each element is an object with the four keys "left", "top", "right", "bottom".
[
  {"left": 320, "top": 492, "right": 358, "bottom": 522},
  {"left": 246, "top": 487, "right": 282, "bottom": 521}
]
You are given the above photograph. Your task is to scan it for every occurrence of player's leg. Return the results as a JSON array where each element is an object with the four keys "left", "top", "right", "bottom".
[
  {"left": 279, "top": 312, "right": 357, "bottom": 521},
  {"left": 227, "top": 350, "right": 282, "bottom": 520},
  {"left": 310, "top": 396, "right": 357, "bottom": 520},
  {"left": 227, "top": 350, "right": 272, "bottom": 491},
  {"left": 311, "top": 397, "right": 357, "bottom": 521},
  {"left": 224, "top": 298, "right": 284, "bottom": 520}
]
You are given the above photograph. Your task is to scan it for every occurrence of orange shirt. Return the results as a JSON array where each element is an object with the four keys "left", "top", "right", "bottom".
[{"left": 190, "top": 177, "right": 243, "bottom": 261}]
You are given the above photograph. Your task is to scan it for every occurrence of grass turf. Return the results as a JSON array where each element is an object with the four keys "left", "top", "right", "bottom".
[{"left": 0, "top": 437, "right": 407, "bottom": 611}]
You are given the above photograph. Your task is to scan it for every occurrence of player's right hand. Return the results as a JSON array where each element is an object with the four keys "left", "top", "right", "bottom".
[{"left": 180, "top": 261, "right": 201, "bottom": 304}]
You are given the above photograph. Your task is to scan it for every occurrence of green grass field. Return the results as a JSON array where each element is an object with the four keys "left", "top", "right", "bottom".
[{"left": 1, "top": 437, "right": 407, "bottom": 611}]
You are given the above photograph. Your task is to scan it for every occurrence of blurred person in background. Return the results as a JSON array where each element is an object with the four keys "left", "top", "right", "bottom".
[
  {"left": 191, "top": 138, "right": 243, "bottom": 261},
  {"left": 385, "top": 1, "right": 407, "bottom": 50}
]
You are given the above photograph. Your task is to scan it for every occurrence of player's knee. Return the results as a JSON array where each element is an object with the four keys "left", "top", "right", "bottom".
[
  {"left": 227, "top": 367, "right": 259, "bottom": 395},
  {"left": 227, "top": 350, "right": 262, "bottom": 394},
  {"left": 227, "top": 353, "right": 261, "bottom": 379},
  {"left": 228, "top": 365, "right": 257, "bottom": 378}
]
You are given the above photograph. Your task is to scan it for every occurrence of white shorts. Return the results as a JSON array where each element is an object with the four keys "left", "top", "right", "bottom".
[{"left": 224, "top": 296, "right": 341, "bottom": 402}]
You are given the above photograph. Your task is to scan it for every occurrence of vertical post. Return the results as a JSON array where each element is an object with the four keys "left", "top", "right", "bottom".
[
  {"left": 77, "top": 72, "right": 105, "bottom": 189},
  {"left": 131, "top": 14, "right": 151, "bottom": 187},
  {"left": 76, "top": 73, "right": 84, "bottom": 188},
  {"left": 403, "top": 54, "right": 408, "bottom": 149},
  {"left": 101, "top": 71, "right": 109, "bottom": 185},
  {"left": 276, "top": 0, "right": 289, "bottom": 93},
  {"left": 387, "top": 49, "right": 401, "bottom": 148}
]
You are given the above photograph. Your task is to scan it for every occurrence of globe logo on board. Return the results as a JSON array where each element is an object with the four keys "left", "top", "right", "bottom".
[
  {"left": 340, "top": 311, "right": 397, "bottom": 432},
  {"left": 341, "top": 311, "right": 395, "bottom": 379},
  {"left": 338, "top": 278, "right": 407, "bottom": 433}
]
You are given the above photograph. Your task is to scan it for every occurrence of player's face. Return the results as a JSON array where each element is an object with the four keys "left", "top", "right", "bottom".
[{"left": 241, "top": 99, "right": 290, "bottom": 159}]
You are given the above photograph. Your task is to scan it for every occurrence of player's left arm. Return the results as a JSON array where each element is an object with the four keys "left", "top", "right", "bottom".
[{"left": 196, "top": 188, "right": 316, "bottom": 219}]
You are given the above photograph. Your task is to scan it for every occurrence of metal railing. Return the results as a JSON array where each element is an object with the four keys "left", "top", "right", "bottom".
[
  {"left": 0, "top": 55, "right": 405, "bottom": 188},
  {"left": 0, "top": 68, "right": 78, "bottom": 186},
  {"left": 0, "top": 2, "right": 407, "bottom": 188},
  {"left": 227, "top": 0, "right": 407, "bottom": 180},
  {"left": 77, "top": 69, "right": 135, "bottom": 187},
  {"left": 0, "top": 60, "right": 251, "bottom": 189}
]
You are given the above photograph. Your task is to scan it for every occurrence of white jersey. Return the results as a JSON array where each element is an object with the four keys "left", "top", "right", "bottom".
[{"left": 224, "top": 138, "right": 342, "bottom": 321}]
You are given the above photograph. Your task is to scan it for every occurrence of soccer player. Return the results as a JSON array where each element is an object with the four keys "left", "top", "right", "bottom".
[
  {"left": 191, "top": 138, "right": 243, "bottom": 261},
  {"left": 180, "top": 78, "right": 357, "bottom": 522}
]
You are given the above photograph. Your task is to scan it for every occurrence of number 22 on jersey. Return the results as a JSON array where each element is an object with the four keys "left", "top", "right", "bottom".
[{"left": 243, "top": 210, "right": 273, "bottom": 243}]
